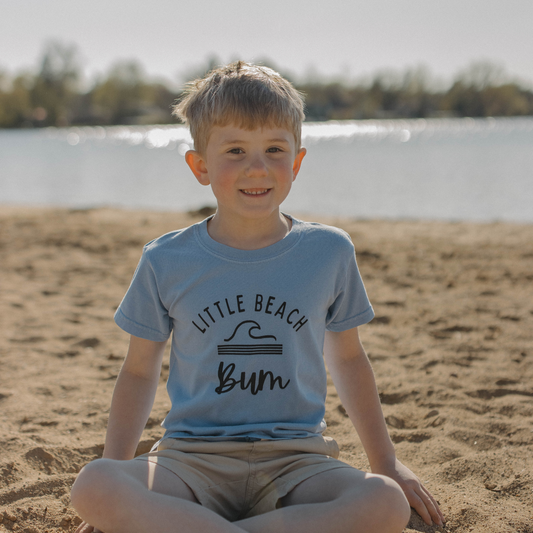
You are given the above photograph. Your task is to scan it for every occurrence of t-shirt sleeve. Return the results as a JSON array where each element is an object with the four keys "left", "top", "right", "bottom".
[
  {"left": 326, "top": 247, "right": 374, "bottom": 331},
  {"left": 114, "top": 248, "right": 172, "bottom": 342}
]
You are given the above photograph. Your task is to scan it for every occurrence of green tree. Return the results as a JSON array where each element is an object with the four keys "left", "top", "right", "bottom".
[
  {"left": 480, "top": 84, "right": 530, "bottom": 116},
  {"left": 455, "top": 61, "right": 506, "bottom": 90},
  {"left": 30, "top": 40, "right": 82, "bottom": 126},
  {"left": 0, "top": 72, "right": 32, "bottom": 127},
  {"left": 91, "top": 60, "right": 154, "bottom": 124},
  {"left": 443, "top": 61, "right": 531, "bottom": 117}
]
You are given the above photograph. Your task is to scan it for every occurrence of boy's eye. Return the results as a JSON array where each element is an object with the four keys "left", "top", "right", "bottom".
[
  {"left": 228, "top": 148, "right": 244, "bottom": 154},
  {"left": 267, "top": 147, "right": 283, "bottom": 153}
]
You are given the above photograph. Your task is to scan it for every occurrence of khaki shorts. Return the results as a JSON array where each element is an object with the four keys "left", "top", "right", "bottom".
[{"left": 134, "top": 435, "right": 353, "bottom": 522}]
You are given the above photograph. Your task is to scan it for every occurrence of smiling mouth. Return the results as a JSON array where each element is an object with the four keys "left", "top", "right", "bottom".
[{"left": 241, "top": 189, "right": 270, "bottom": 195}]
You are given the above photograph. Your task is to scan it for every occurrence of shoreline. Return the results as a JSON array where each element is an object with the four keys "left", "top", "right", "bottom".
[
  {"left": 1, "top": 207, "right": 532, "bottom": 532},
  {"left": 3, "top": 203, "right": 533, "bottom": 225}
]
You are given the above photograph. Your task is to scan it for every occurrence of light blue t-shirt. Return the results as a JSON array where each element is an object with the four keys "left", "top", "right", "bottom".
[{"left": 115, "top": 216, "right": 374, "bottom": 441}]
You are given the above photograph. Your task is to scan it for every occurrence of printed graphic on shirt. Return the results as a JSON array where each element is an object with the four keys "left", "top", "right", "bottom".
[
  {"left": 189, "top": 293, "right": 307, "bottom": 397},
  {"left": 218, "top": 320, "right": 283, "bottom": 355},
  {"left": 191, "top": 293, "right": 308, "bottom": 334},
  {"left": 215, "top": 320, "right": 290, "bottom": 396}
]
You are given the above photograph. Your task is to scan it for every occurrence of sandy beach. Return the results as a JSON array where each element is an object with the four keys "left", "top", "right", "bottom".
[{"left": 1, "top": 207, "right": 532, "bottom": 533}]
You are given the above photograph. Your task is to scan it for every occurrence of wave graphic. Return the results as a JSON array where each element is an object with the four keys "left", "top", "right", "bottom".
[{"left": 224, "top": 320, "right": 277, "bottom": 343}]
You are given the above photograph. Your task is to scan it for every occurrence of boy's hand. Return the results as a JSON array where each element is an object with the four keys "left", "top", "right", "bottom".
[
  {"left": 75, "top": 521, "right": 103, "bottom": 533},
  {"left": 373, "top": 458, "right": 445, "bottom": 527}
]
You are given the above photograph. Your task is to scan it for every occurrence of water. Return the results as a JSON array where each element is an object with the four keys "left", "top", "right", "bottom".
[{"left": 1, "top": 117, "right": 532, "bottom": 222}]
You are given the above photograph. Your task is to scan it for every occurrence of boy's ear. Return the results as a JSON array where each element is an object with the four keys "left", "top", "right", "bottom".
[
  {"left": 292, "top": 148, "right": 306, "bottom": 181},
  {"left": 185, "top": 150, "right": 210, "bottom": 186}
]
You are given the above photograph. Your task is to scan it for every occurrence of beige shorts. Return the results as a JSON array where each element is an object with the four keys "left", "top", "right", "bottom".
[{"left": 134, "top": 435, "right": 353, "bottom": 522}]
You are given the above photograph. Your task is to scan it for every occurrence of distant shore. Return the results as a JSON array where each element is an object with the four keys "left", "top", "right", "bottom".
[{"left": 1, "top": 207, "right": 532, "bottom": 533}]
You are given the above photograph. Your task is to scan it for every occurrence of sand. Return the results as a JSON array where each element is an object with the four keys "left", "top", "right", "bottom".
[{"left": 1, "top": 207, "right": 532, "bottom": 533}]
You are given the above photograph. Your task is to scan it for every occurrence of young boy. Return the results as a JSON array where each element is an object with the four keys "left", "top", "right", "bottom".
[{"left": 71, "top": 61, "right": 444, "bottom": 533}]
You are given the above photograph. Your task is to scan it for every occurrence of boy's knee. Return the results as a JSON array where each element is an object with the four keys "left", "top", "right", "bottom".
[
  {"left": 338, "top": 474, "right": 410, "bottom": 533},
  {"left": 71, "top": 458, "right": 115, "bottom": 513},
  {"left": 368, "top": 475, "right": 411, "bottom": 531}
]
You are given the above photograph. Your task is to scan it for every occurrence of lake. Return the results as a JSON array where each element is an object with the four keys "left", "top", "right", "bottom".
[{"left": 1, "top": 117, "right": 532, "bottom": 222}]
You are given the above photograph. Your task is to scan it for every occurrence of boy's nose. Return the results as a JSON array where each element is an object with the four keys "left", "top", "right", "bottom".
[{"left": 245, "top": 155, "right": 268, "bottom": 177}]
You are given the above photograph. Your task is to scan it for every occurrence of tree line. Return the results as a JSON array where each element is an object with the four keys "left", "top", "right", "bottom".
[{"left": 1, "top": 42, "right": 532, "bottom": 128}]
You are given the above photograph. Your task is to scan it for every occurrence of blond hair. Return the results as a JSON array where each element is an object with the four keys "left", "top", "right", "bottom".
[{"left": 173, "top": 61, "right": 305, "bottom": 154}]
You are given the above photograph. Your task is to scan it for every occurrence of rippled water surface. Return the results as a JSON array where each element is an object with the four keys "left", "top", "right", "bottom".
[{"left": 1, "top": 117, "right": 532, "bottom": 221}]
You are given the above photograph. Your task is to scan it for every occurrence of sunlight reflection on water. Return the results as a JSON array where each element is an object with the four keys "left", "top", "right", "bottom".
[{"left": 43, "top": 117, "right": 533, "bottom": 151}]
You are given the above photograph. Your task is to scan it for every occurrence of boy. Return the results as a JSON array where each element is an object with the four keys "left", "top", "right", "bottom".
[{"left": 71, "top": 61, "right": 444, "bottom": 533}]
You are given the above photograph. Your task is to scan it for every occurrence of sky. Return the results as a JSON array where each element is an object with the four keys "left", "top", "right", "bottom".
[{"left": 2, "top": 0, "right": 533, "bottom": 89}]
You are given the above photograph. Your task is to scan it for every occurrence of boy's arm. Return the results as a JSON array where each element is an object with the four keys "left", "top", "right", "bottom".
[
  {"left": 102, "top": 335, "right": 167, "bottom": 460},
  {"left": 324, "top": 327, "right": 445, "bottom": 527}
]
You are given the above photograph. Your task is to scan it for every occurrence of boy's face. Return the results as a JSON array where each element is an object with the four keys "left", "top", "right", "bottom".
[{"left": 186, "top": 125, "right": 306, "bottom": 226}]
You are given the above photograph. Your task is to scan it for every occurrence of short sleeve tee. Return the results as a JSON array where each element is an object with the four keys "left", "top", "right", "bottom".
[{"left": 115, "top": 216, "right": 374, "bottom": 440}]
